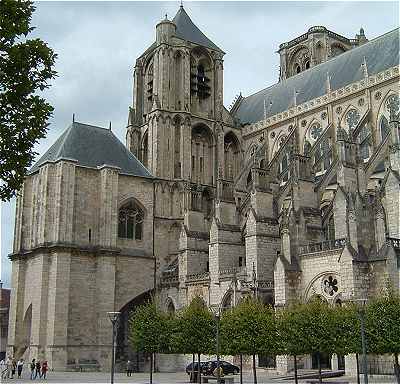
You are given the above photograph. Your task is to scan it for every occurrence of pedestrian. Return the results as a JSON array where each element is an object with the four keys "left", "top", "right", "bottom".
[
  {"left": 17, "top": 358, "right": 24, "bottom": 378},
  {"left": 34, "top": 360, "right": 41, "bottom": 379},
  {"left": 0, "top": 358, "right": 7, "bottom": 380},
  {"left": 30, "top": 359, "right": 36, "bottom": 380},
  {"left": 40, "top": 361, "right": 48, "bottom": 379},
  {"left": 11, "top": 357, "right": 17, "bottom": 379},
  {"left": 126, "top": 360, "right": 134, "bottom": 377},
  {"left": 5, "top": 355, "right": 12, "bottom": 379}
]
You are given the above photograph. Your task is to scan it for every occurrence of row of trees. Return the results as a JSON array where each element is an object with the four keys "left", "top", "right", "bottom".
[{"left": 129, "top": 294, "right": 400, "bottom": 384}]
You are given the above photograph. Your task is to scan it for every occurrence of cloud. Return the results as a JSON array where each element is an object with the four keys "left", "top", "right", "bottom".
[{"left": 1, "top": 1, "right": 398, "bottom": 287}]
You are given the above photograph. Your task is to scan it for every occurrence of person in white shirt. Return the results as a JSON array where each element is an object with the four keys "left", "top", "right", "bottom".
[{"left": 17, "top": 358, "right": 24, "bottom": 378}]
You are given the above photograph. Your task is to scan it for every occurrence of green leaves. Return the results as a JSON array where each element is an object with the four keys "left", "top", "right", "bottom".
[
  {"left": 366, "top": 293, "right": 400, "bottom": 355},
  {"left": 0, "top": 0, "right": 57, "bottom": 201},
  {"left": 220, "top": 297, "right": 276, "bottom": 356},
  {"left": 172, "top": 296, "right": 215, "bottom": 355},
  {"left": 129, "top": 300, "right": 171, "bottom": 354}
]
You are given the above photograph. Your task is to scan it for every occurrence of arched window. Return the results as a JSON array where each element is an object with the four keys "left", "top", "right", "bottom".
[
  {"left": 295, "top": 64, "right": 301, "bottom": 74},
  {"left": 224, "top": 132, "right": 240, "bottom": 180},
  {"left": 221, "top": 291, "right": 233, "bottom": 312},
  {"left": 118, "top": 201, "right": 144, "bottom": 240},
  {"left": 141, "top": 131, "right": 149, "bottom": 168},
  {"left": 174, "top": 117, "right": 181, "bottom": 178},
  {"left": 191, "top": 125, "right": 212, "bottom": 184},
  {"left": 345, "top": 108, "right": 361, "bottom": 132},
  {"left": 145, "top": 63, "right": 154, "bottom": 114},
  {"left": 358, "top": 123, "right": 371, "bottom": 161},
  {"left": 305, "top": 60, "right": 310, "bottom": 69},
  {"left": 175, "top": 52, "right": 183, "bottom": 110},
  {"left": 196, "top": 63, "right": 210, "bottom": 100},
  {"left": 377, "top": 93, "right": 399, "bottom": 143},
  {"left": 315, "top": 42, "right": 324, "bottom": 64}
]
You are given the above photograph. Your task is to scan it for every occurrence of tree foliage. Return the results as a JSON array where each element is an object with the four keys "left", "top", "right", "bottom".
[
  {"left": 0, "top": 0, "right": 57, "bottom": 201},
  {"left": 128, "top": 299, "right": 171, "bottom": 354},
  {"left": 172, "top": 296, "right": 214, "bottom": 355},
  {"left": 366, "top": 293, "right": 400, "bottom": 355}
]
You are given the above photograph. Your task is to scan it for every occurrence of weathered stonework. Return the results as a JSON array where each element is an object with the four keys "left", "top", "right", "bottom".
[{"left": 8, "top": 5, "right": 400, "bottom": 375}]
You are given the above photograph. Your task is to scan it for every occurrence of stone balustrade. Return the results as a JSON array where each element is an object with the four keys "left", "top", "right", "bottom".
[
  {"left": 218, "top": 266, "right": 247, "bottom": 276},
  {"left": 298, "top": 238, "right": 346, "bottom": 255},
  {"left": 186, "top": 272, "right": 210, "bottom": 282}
]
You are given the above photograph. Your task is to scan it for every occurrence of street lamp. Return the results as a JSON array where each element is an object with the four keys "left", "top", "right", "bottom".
[
  {"left": 354, "top": 299, "right": 369, "bottom": 384},
  {"left": 210, "top": 304, "right": 222, "bottom": 384},
  {"left": 107, "top": 311, "right": 121, "bottom": 384}
]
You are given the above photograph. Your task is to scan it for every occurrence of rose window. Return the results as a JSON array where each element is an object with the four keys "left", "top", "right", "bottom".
[
  {"left": 345, "top": 109, "right": 361, "bottom": 130},
  {"left": 310, "top": 123, "right": 322, "bottom": 140},
  {"left": 323, "top": 275, "right": 338, "bottom": 296}
]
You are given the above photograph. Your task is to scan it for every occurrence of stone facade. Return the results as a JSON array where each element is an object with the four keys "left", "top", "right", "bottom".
[{"left": 7, "top": 5, "right": 400, "bottom": 374}]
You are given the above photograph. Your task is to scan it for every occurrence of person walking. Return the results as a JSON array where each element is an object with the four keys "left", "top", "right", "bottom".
[
  {"left": 17, "top": 358, "right": 24, "bottom": 378},
  {"left": 10, "top": 357, "right": 17, "bottom": 379},
  {"left": 0, "top": 358, "right": 7, "bottom": 380},
  {"left": 5, "top": 355, "right": 12, "bottom": 379},
  {"left": 40, "top": 361, "right": 48, "bottom": 379},
  {"left": 34, "top": 360, "right": 41, "bottom": 379},
  {"left": 126, "top": 360, "right": 134, "bottom": 377},
  {"left": 30, "top": 359, "right": 36, "bottom": 380}
]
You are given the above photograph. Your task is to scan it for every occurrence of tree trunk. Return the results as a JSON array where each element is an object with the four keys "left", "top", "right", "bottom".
[
  {"left": 294, "top": 355, "right": 298, "bottom": 384},
  {"left": 149, "top": 353, "right": 153, "bottom": 384},
  {"left": 240, "top": 354, "right": 243, "bottom": 384},
  {"left": 356, "top": 353, "right": 360, "bottom": 384},
  {"left": 191, "top": 354, "right": 195, "bottom": 383},
  {"left": 198, "top": 353, "right": 201, "bottom": 384},
  {"left": 317, "top": 352, "right": 322, "bottom": 384},
  {"left": 252, "top": 353, "right": 257, "bottom": 384},
  {"left": 394, "top": 354, "right": 400, "bottom": 384}
]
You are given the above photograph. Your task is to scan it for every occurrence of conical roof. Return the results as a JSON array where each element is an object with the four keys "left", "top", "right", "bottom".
[
  {"left": 29, "top": 122, "right": 152, "bottom": 178},
  {"left": 172, "top": 6, "right": 223, "bottom": 52}
]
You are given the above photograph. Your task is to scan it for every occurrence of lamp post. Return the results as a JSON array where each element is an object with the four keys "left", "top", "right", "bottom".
[
  {"left": 107, "top": 311, "right": 121, "bottom": 384},
  {"left": 210, "top": 304, "right": 222, "bottom": 384}
]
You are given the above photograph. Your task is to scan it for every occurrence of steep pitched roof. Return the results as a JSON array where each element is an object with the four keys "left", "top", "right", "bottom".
[
  {"left": 29, "top": 122, "right": 152, "bottom": 178},
  {"left": 172, "top": 6, "right": 223, "bottom": 52},
  {"left": 235, "top": 28, "right": 399, "bottom": 124}
]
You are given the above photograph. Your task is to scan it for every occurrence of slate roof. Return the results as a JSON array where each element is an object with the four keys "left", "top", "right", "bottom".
[
  {"left": 172, "top": 6, "right": 223, "bottom": 52},
  {"left": 29, "top": 122, "right": 152, "bottom": 178},
  {"left": 235, "top": 28, "right": 399, "bottom": 124}
]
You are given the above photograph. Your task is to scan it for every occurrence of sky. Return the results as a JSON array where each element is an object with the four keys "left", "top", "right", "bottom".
[{"left": 1, "top": 0, "right": 399, "bottom": 288}]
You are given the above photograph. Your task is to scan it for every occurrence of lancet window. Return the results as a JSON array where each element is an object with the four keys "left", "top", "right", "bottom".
[{"left": 118, "top": 201, "right": 144, "bottom": 240}]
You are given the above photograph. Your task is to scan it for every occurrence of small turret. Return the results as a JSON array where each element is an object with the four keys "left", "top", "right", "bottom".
[
  {"left": 356, "top": 27, "right": 368, "bottom": 45},
  {"left": 156, "top": 15, "right": 176, "bottom": 45}
]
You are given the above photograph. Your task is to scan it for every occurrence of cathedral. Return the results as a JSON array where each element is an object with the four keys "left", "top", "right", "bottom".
[{"left": 7, "top": 5, "right": 400, "bottom": 375}]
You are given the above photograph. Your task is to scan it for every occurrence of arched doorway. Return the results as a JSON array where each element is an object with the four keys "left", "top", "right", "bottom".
[{"left": 116, "top": 290, "right": 154, "bottom": 371}]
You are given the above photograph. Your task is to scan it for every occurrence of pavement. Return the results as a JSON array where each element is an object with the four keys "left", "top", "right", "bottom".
[{"left": 0, "top": 370, "right": 397, "bottom": 384}]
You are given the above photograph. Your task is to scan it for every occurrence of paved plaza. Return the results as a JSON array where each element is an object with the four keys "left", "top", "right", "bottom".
[{"left": 1, "top": 370, "right": 397, "bottom": 384}]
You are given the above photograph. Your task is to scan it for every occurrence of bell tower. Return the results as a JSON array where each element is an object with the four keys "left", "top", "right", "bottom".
[{"left": 126, "top": 6, "right": 225, "bottom": 182}]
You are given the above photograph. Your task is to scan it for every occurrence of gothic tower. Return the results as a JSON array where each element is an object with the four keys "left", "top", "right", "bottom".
[{"left": 127, "top": 6, "right": 225, "bottom": 184}]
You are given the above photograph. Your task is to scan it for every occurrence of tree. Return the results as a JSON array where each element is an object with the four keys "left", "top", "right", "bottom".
[
  {"left": 277, "top": 303, "right": 310, "bottom": 384},
  {"left": 291, "top": 299, "right": 337, "bottom": 384},
  {"left": 129, "top": 300, "right": 170, "bottom": 384},
  {"left": 220, "top": 296, "right": 273, "bottom": 384},
  {"left": 366, "top": 293, "right": 400, "bottom": 383},
  {"left": 172, "top": 296, "right": 214, "bottom": 383},
  {"left": 0, "top": 0, "right": 57, "bottom": 201}
]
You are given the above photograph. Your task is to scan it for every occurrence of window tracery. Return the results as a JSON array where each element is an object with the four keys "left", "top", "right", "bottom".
[
  {"left": 345, "top": 108, "right": 361, "bottom": 131},
  {"left": 118, "top": 201, "right": 144, "bottom": 240},
  {"left": 378, "top": 93, "right": 399, "bottom": 142}
]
